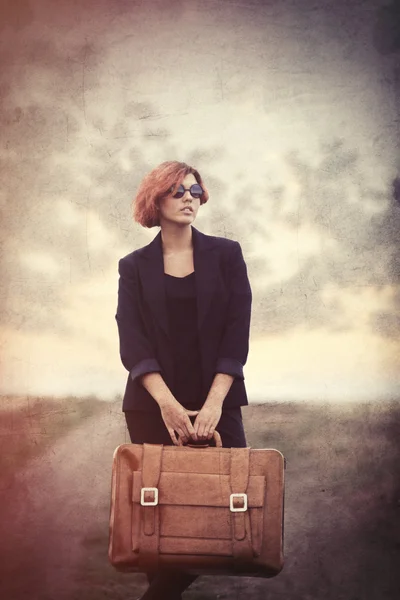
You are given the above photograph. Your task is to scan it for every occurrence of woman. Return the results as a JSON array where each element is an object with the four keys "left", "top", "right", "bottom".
[{"left": 115, "top": 161, "right": 252, "bottom": 600}]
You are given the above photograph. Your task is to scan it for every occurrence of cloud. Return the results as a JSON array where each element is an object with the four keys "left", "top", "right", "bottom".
[{"left": 1, "top": 0, "right": 399, "bottom": 398}]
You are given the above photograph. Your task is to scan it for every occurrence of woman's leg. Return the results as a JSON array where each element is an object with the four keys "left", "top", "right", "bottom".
[
  {"left": 124, "top": 410, "right": 198, "bottom": 600},
  {"left": 139, "top": 570, "right": 197, "bottom": 600}
]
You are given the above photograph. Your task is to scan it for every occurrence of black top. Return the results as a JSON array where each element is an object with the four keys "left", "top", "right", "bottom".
[{"left": 164, "top": 271, "right": 203, "bottom": 409}]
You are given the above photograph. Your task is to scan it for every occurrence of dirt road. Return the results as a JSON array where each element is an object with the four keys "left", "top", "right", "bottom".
[{"left": 0, "top": 402, "right": 127, "bottom": 600}]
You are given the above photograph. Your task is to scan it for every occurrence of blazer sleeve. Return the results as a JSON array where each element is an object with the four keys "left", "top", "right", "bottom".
[
  {"left": 215, "top": 241, "right": 252, "bottom": 380},
  {"left": 115, "top": 257, "right": 162, "bottom": 383}
]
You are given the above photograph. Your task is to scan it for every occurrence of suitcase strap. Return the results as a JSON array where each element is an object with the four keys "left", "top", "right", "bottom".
[
  {"left": 138, "top": 443, "right": 163, "bottom": 570},
  {"left": 229, "top": 447, "right": 254, "bottom": 563}
]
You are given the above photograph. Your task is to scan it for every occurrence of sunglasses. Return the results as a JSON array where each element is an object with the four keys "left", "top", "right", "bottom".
[{"left": 170, "top": 183, "right": 204, "bottom": 199}]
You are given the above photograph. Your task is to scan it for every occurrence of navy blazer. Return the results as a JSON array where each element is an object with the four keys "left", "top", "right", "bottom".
[{"left": 115, "top": 226, "right": 252, "bottom": 412}]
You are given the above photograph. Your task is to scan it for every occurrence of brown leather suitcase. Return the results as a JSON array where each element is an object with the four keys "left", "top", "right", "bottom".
[{"left": 108, "top": 433, "right": 285, "bottom": 578}]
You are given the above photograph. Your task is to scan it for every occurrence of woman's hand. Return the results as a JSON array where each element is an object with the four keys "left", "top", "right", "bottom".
[
  {"left": 193, "top": 401, "right": 223, "bottom": 441},
  {"left": 191, "top": 373, "right": 232, "bottom": 441},
  {"left": 159, "top": 400, "right": 199, "bottom": 446}
]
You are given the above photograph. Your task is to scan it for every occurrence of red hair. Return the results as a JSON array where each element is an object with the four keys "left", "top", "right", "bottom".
[{"left": 133, "top": 161, "right": 209, "bottom": 228}]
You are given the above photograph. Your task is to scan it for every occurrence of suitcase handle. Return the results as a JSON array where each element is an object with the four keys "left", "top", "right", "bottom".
[{"left": 184, "top": 430, "right": 222, "bottom": 448}]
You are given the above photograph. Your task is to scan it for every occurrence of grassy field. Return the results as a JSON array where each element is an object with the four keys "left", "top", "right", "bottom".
[{"left": 0, "top": 397, "right": 399, "bottom": 600}]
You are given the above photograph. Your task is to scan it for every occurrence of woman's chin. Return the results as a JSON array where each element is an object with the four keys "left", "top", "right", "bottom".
[
  {"left": 175, "top": 213, "right": 196, "bottom": 224},
  {"left": 161, "top": 216, "right": 195, "bottom": 228}
]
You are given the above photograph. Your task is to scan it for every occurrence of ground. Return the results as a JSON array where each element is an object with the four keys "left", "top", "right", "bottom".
[{"left": 0, "top": 396, "right": 399, "bottom": 600}]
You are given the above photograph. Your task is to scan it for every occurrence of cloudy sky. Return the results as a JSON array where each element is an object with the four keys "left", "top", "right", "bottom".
[{"left": 1, "top": 0, "right": 399, "bottom": 402}]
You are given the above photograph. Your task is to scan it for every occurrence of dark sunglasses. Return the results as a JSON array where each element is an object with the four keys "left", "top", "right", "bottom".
[{"left": 170, "top": 183, "right": 204, "bottom": 199}]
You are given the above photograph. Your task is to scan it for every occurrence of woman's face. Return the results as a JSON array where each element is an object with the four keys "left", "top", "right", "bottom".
[{"left": 158, "top": 173, "right": 201, "bottom": 227}]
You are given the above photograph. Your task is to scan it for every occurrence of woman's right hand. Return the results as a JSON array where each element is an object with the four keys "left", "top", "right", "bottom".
[{"left": 159, "top": 400, "right": 199, "bottom": 446}]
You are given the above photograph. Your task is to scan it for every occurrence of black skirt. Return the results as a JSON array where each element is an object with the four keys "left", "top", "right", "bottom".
[{"left": 125, "top": 406, "right": 247, "bottom": 448}]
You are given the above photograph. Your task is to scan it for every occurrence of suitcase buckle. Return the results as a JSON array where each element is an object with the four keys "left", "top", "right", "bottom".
[
  {"left": 140, "top": 487, "right": 158, "bottom": 506},
  {"left": 230, "top": 493, "right": 248, "bottom": 512}
]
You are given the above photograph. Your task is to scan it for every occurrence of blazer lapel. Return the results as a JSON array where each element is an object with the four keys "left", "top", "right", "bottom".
[
  {"left": 192, "top": 227, "right": 219, "bottom": 330},
  {"left": 137, "top": 231, "right": 170, "bottom": 340}
]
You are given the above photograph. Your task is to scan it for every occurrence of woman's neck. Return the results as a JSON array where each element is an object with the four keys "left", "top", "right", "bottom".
[{"left": 160, "top": 224, "right": 193, "bottom": 254}]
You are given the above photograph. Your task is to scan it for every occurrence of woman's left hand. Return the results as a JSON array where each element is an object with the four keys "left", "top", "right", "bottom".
[{"left": 192, "top": 401, "right": 223, "bottom": 441}]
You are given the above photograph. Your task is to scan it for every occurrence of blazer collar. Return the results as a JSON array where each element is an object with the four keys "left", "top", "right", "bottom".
[{"left": 137, "top": 226, "right": 219, "bottom": 338}]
